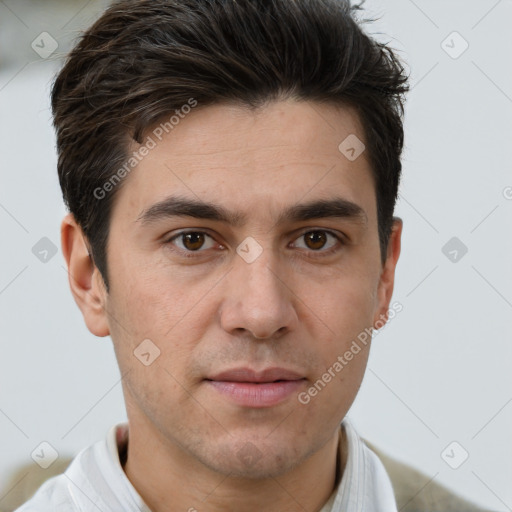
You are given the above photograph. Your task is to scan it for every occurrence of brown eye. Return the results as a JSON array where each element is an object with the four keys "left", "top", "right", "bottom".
[
  {"left": 182, "top": 232, "right": 205, "bottom": 250},
  {"left": 304, "top": 231, "right": 327, "bottom": 250},
  {"left": 292, "top": 230, "right": 341, "bottom": 254},
  {"left": 168, "top": 231, "right": 217, "bottom": 253}
]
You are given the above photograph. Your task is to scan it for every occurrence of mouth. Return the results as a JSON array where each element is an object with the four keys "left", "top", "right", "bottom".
[{"left": 205, "top": 367, "right": 307, "bottom": 408}]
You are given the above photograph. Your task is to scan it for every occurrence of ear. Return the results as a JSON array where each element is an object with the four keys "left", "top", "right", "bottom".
[
  {"left": 372, "top": 217, "right": 402, "bottom": 329},
  {"left": 61, "top": 213, "right": 110, "bottom": 337}
]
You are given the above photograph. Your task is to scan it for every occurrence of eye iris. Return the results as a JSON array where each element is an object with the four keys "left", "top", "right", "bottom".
[
  {"left": 305, "top": 231, "right": 327, "bottom": 250},
  {"left": 183, "top": 232, "right": 205, "bottom": 250}
]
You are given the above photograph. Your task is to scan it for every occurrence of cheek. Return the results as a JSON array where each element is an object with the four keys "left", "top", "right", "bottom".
[
  {"left": 106, "top": 259, "right": 220, "bottom": 385},
  {"left": 299, "top": 269, "right": 377, "bottom": 383},
  {"left": 302, "top": 268, "right": 378, "bottom": 337},
  {"left": 300, "top": 290, "right": 372, "bottom": 420},
  {"left": 109, "top": 250, "right": 211, "bottom": 333},
  {"left": 297, "top": 345, "right": 370, "bottom": 429},
  {"left": 107, "top": 277, "right": 204, "bottom": 418}
]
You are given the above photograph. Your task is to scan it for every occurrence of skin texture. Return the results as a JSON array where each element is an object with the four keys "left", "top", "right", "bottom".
[{"left": 61, "top": 99, "right": 402, "bottom": 512}]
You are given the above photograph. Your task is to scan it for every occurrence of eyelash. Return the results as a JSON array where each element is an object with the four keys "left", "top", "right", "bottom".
[{"left": 163, "top": 229, "right": 345, "bottom": 259}]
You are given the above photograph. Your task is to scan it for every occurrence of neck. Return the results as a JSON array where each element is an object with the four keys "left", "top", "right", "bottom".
[{"left": 122, "top": 419, "right": 346, "bottom": 512}]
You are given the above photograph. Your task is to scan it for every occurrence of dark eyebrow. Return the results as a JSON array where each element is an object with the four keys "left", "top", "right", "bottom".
[
  {"left": 277, "top": 198, "right": 367, "bottom": 225},
  {"left": 136, "top": 195, "right": 367, "bottom": 227},
  {"left": 136, "top": 196, "right": 247, "bottom": 226}
]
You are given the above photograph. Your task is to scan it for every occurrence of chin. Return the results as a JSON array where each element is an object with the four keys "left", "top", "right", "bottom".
[
  {"left": 193, "top": 436, "right": 310, "bottom": 480},
  {"left": 206, "top": 454, "right": 297, "bottom": 480}
]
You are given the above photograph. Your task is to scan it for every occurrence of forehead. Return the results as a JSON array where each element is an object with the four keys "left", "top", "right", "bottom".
[{"left": 112, "top": 99, "right": 376, "bottom": 227}]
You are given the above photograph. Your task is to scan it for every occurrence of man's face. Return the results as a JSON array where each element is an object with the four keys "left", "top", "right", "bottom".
[{"left": 96, "top": 99, "right": 399, "bottom": 478}]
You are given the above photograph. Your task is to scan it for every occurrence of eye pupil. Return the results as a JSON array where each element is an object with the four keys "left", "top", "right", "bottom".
[
  {"left": 183, "top": 232, "right": 205, "bottom": 250},
  {"left": 305, "top": 231, "right": 327, "bottom": 250}
]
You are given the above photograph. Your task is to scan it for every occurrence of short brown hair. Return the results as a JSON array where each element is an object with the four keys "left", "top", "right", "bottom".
[{"left": 52, "top": 0, "right": 409, "bottom": 291}]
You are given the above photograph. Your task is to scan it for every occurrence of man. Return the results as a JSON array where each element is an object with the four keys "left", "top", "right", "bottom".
[{"left": 14, "top": 0, "right": 493, "bottom": 510}]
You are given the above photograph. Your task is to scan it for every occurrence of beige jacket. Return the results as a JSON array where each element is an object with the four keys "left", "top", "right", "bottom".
[{"left": 1, "top": 441, "right": 494, "bottom": 512}]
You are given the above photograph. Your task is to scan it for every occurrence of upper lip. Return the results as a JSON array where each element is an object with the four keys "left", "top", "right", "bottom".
[{"left": 207, "top": 367, "right": 305, "bottom": 383}]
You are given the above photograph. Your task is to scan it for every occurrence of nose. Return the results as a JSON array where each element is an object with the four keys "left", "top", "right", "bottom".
[{"left": 219, "top": 250, "right": 298, "bottom": 340}]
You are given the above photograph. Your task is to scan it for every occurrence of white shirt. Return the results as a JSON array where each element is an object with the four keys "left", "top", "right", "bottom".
[{"left": 15, "top": 418, "right": 397, "bottom": 512}]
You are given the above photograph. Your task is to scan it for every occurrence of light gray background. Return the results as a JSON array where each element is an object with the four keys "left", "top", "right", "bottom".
[{"left": 1, "top": 0, "right": 511, "bottom": 510}]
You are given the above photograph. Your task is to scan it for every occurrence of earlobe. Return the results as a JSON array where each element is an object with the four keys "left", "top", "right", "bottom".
[
  {"left": 61, "top": 213, "right": 110, "bottom": 337},
  {"left": 372, "top": 217, "right": 402, "bottom": 329}
]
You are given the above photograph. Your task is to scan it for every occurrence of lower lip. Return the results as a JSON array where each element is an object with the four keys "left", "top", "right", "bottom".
[{"left": 206, "top": 379, "right": 306, "bottom": 408}]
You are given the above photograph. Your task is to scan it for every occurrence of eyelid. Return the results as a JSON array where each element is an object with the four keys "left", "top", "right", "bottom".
[
  {"left": 290, "top": 228, "right": 345, "bottom": 254},
  {"left": 294, "top": 227, "right": 346, "bottom": 242},
  {"left": 164, "top": 228, "right": 346, "bottom": 257},
  {"left": 165, "top": 230, "right": 222, "bottom": 254}
]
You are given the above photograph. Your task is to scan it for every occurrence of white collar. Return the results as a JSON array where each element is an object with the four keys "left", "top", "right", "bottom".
[{"left": 320, "top": 418, "right": 398, "bottom": 512}]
